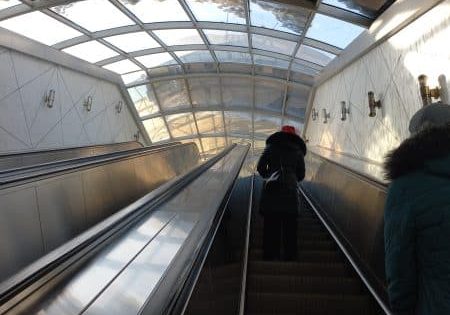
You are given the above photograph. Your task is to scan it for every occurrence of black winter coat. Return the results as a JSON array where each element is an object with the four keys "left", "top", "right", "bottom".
[{"left": 257, "top": 132, "right": 306, "bottom": 216}]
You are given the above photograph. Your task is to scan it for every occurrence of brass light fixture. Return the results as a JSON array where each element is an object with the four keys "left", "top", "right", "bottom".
[
  {"left": 322, "top": 109, "right": 330, "bottom": 124},
  {"left": 133, "top": 131, "right": 140, "bottom": 141},
  {"left": 340, "top": 101, "right": 350, "bottom": 121},
  {"left": 116, "top": 100, "right": 123, "bottom": 114},
  {"left": 311, "top": 108, "right": 319, "bottom": 121},
  {"left": 84, "top": 95, "right": 93, "bottom": 112},
  {"left": 418, "top": 74, "right": 440, "bottom": 106},
  {"left": 368, "top": 92, "right": 381, "bottom": 117},
  {"left": 44, "top": 89, "right": 56, "bottom": 108}
]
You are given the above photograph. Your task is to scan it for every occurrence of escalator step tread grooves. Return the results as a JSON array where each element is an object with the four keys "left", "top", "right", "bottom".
[{"left": 245, "top": 200, "right": 383, "bottom": 315}]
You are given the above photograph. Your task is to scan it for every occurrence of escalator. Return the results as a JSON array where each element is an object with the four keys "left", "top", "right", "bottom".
[
  {"left": 245, "top": 199, "right": 383, "bottom": 314},
  {"left": 0, "top": 143, "right": 390, "bottom": 315}
]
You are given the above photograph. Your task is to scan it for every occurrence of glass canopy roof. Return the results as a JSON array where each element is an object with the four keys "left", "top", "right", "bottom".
[{"left": 0, "top": 0, "right": 392, "bottom": 156}]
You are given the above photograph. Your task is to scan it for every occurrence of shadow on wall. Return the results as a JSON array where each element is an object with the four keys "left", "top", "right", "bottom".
[{"left": 306, "top": 1, "right": 450, "bottom": 169}]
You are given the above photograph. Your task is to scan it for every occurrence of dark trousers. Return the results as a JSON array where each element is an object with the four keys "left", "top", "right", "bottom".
[{"left": 263, "top": 213, "right": 298, "bottom": 261}]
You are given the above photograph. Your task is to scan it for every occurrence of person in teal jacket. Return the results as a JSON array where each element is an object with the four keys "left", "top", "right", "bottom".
[{"left": 384, "top": 103, "right": 450, "bottom": 315}]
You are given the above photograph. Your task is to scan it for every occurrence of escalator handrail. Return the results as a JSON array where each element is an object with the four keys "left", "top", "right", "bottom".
[
  {"left": 0, "top": 144, "right": 237, "bottom": 311},
  {"left": 0, "top": 142, "right": 181, "bottom": 186},
  {"left": 0, "top": 140, "right": 143, "bottom": 158},
  {"left": 238, "top": 173, "right": 255, "bottom": 315},
  {"left": 163, "top": 145, "right": 250, "bottom": 315},
  {"left": 298, "top": 186, "right": 393, "bottom": 315}
]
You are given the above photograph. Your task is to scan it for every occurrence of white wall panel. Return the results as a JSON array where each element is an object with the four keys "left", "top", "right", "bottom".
[
  {"left": 0, "top": 46, "right": 140, "bottom": 153},
  {"left": 306, "top": 1, "right": 450, "bottom": 177}
]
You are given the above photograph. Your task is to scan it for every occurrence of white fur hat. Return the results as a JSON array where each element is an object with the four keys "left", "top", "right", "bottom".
[{"left": 409, "top": 103, "right": 450, "bottom": 134}]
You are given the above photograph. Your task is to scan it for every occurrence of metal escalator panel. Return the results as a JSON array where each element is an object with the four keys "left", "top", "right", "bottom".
[
  {"left": 245, "top": 199, "right": 384, "bottom": 315},
  {"left": 0, "top": 141, "right": 143, "bottom": 171},
  {"left": 0, "top": 144, "right": 249, "bottom": 315}
]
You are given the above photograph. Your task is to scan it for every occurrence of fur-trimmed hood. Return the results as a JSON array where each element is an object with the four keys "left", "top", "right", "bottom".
[
  {"left": 266, "top": 131, "right": 307, "bottom": 156},
  {"left": 384, "top": 124, "right": 450, "bottom": 180}
]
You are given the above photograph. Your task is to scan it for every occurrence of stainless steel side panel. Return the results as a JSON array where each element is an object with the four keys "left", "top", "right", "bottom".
[
  {"left": 37, "top": 173, "right": 87, "bottom": 252},
  {"left": 0, "top": 144, "right": 200, "bottom": 283},
  {"left": 0, "top": 188, "right": 44, "bottom": 280},
  {"left": 302, "top": 151, "right": 387, "bottom": 291},
  {"left": 4, "top": 145, "right": 247, "bottom": 315},
  {"left": 0, "top": 142, "right": 142, "bottom": 171}
]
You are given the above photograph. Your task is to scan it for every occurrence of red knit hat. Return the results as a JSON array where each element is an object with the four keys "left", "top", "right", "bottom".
[{"left": 281, "top": 125, "right": 296, "bottom": 134}]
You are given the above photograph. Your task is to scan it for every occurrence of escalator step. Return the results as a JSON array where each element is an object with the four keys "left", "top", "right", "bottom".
[
  {"left": 249, "top": 249, "right": 344, "bottom": 263},
  {"left": 251, "top": 239, "right": 336, "bottom": 251},
  {"left": 248, "top": 261, "right": 353, "bottom": 277},
  {"left": 246, "top": 292, "right": 381, "bottom": 315},
  {"left": 247, "top": 274, "right": 364, "bottom": 295}
]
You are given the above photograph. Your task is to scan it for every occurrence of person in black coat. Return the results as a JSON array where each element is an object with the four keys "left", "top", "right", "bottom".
[{"left": 257, "top": 125, "right": 307, "bottom": 261}]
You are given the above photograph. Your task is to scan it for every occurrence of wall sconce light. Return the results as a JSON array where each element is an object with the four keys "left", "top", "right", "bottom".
[
  {"left": 116, "top": 101, "right": 123, "bottom": 114},
  {"left": 340, "top": 101, "right": 350, "bottom": 121},
  {"left": 322, "top": 109, "right": 330, "bottom": 124},
  {"left": 84, "top": 95, "right": 93, "bottom": 112},
  {"left": 311, "top": 108, "right": 319, "bottom": 121},
  {"left": 133, "top": 131, "right": 140, "bottom": 141},
  {"left": 418, "top": 74, "right": 441, "bottom": 106},
  {"left": 44, "top": 89, "right": 56, "bottom": 108},
  {"left": 368, "top": 91, "right": 382, "bottom": 117}
]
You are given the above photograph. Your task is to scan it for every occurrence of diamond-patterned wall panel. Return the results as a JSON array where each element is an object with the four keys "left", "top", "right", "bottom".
[
  {"left": 0, "top": 46, "right": 140, "bottom": 153},
  {"left": 306, "top": 2, "right": 450, "bottom": 177}
]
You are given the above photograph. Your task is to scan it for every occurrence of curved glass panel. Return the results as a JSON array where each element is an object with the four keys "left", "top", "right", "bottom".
[
  {"left": 322, "top": 0, "right": 379, "bottom": 18},
  {"left": 154, "top": 29, "right": 204, "bottom": 46},
  {"left": 143, "top": 117, "right": 170, "bottom": 142},
  {"left": 201, "top": 137, "right": 226, "bottom": 155},
  {"left": 285, "top": 85, "right": 309, "bottom": 118},
  {"left": 63, "top": 41, "right": 118, "bottom": 63},
  {"left": 153, "top": 79, "right": 191, "bottom": 111},
  {"left": 254, "top": 114, "right": 281, "bottom": 137},
  {"left": 104, "top": 32, "right": 160, "bottom": 52},
  {"left": 0, "top": 12, "right": 82, "bottom": 46},
  {"left": 186, "top": 0, "right": 246, "bottom": 24},
  {"left": 250, "top": 0, "right": 309, "bottom": 35},
  {"left": 291, "top": 61, "right": 320, "bottom": 76},
  {"left": 215, "top": 51, "right": 252, "bottom": 64},
  {"left": 204, "top": 29, "right": 248, "bottom": 47},
  {"left": 128, "top": 85, "right": 160, "bottom": 116},
  {"left": 306, "top": 13, "right": 364, "bottom": 49},
  {"left": 255, "top": 80, "right": 284, "bottom": 113},
  {"left": 255, "top": 66, "right": 288, "bottom": 80},
  {"left": 119, "top": 0, "right": 189, "bottom": 23},
  {"left": 195, "top": 111, "right": 225, "bottom": 134},
  {"left": 222, "top": 77, "right": 253, "bottom": 108},
  {"left": 252, "top": 34, "right": 297, "bottom": 55},
  {"left": 296, "top": 45, "right": 336, "bottom": 66},
  {"left": 188, "top": 78, "right": 221, "bottom": 107},
  {"left": 166, "top": 113, "right": 198, "bottom": 138},
  {"left": 253, "top": 54, "right": 290, "bottom": 69},
  {"left": 185, "top": 63, "right": 217, "bottom": 73},
  {"left": 103, "top": 59, "right": 141, "bottom": 74},
  {"left": 224, "top": 111, "right": 252, "bottom": 135},
  {"left": 122, "top": 71, "right": 148, "bottom": 86},
  {"left": 136, "top": 52, "right": 177, "bottom": 68},
  {"left": 0, "top": 0, "right": 21, "bottom": 11},
  {"left": 175, "top": 50, "right": 214, "bottom": 63},
  {"left": 148, "top": 65, "right": 184, "bottom": 77},
  {"left": 51, "top": 0, "right": 134, "bottom": 32}
]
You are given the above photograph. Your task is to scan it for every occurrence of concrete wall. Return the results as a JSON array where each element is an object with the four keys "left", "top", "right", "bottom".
[
  {"left": 305, "top": 0, "right": 450, "bottom": 178},
  {"left": 0, "top": 46, "right": 141, "bottom": 153}
]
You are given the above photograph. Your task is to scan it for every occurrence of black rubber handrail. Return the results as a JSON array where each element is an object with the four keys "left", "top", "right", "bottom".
[
  {"left": 0, "top": 141, "right": 142, "bottom": 158},
  {"left": 0, "top": 142, "right": 181, "bottom": 186},
  {"left": 0, "top": 144, "right": 237, "bottom": 313}
]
